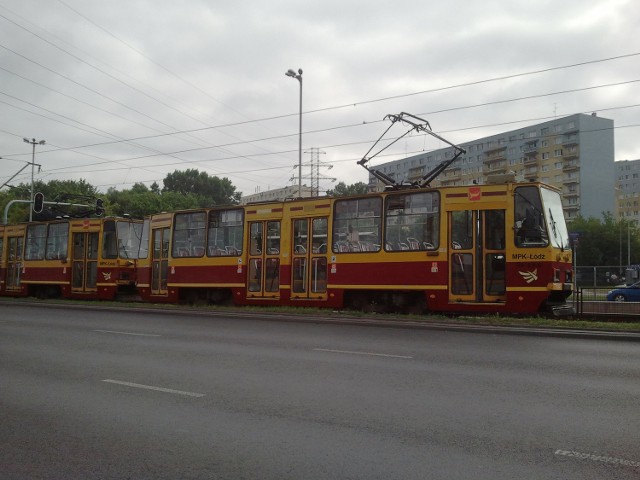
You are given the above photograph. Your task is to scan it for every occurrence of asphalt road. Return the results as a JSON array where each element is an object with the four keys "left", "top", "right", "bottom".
[{"left": 1, "top": 303, "right": 639, "bottom": 479}]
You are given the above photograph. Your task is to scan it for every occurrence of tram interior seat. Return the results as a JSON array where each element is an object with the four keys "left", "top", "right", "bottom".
[{"left": 407, "top": 237, "right": 420, "bottom": 250}]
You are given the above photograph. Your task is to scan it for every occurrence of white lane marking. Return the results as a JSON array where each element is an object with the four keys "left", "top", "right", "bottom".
[
  {"left": 94, "top": 329, "right": 161, "bottom": 337},
  {"left": 313, "top": 348, "right": 413, "bottom": 359},
  {"left": 102, "top": 379, "right": 205, "bottom": 397},
  {"left": 555, "top": 449, "right": 640, "bottom": 468}
]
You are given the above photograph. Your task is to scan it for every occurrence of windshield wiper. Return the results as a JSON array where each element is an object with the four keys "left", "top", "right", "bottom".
[{"left": 548, "top": 208, "right": 566, "bottom": 251}]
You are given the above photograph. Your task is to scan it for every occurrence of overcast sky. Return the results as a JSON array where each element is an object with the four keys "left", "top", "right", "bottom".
[{"left": 1, "top": 0, "right": 639, "bottom": 198}]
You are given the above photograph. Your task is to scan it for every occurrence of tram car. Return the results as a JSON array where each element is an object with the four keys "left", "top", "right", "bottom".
[
  {"left": 135, "top": 179, "right": 573, "bottom": 315},
  {"left": 0, "top": 217, "right": 142, "bottom": 300}
]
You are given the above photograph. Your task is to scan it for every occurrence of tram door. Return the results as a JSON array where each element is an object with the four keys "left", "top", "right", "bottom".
[
  {"left": 151, "top": 227, "right": 169, "bottom": 295},
  {"left": 449, "top": 209, "right": 506, "bottom": 303},
  {"left": 291, "top": 217, "right": 328, "bottom": 300},
  {"left": 72, "top": 231, "right": 99, "bottom": 292},
  {"left": 247, "top": 220, "right": 281, "bottom": 298},
  {"left": 6, "top": 235, "right": 24, "bottom": 292}
]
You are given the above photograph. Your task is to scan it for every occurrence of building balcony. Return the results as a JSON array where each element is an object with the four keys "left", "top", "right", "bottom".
[
  {"left": 483, "top": 165, "right": 507, "bottom": 175},
  {"left": 522, "top": 141, "right": 538, "bottom": 155},
  {"left": 439, "top": 178, "right": 458, "bottom": 186},
  {"left": 485, "top": 143, "right": 507, "bottom": 153},
  {"left": 563, "top": 148, "right": 579, "bottom": 160},
  {"left": 523, "top": 155, "right": 538, "bottom": 165},
  {"left": 563, "top": 162, "right": 579, "bottom": 172},
  {"left": 484, "top": 151, "right": 506, "bottom": 162}
]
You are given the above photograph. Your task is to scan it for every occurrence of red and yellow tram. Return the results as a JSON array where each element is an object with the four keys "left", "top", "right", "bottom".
[
  {"left": 135, "top": 180, "right": 573, "bottom": 315},
  {"left": 0, "top": 217, "right": 142, "bottom": 300}
]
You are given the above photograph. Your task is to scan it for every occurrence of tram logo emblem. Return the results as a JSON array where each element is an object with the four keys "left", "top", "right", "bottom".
[
  {"left": 102, "top": 271, "right": 112, "bottom": 281},
  {"left": 468, "top": 186, "right": 481, "bottom": 201},
  {"left": 518, "top": 269, "right": 538, "bottom": 284}
]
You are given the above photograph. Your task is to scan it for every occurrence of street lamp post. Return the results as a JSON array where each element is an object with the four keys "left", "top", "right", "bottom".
[
  {"left": 285, "top": 68, "right": 303, "bottom": 198},
  {"left": 23, "top": 137, "right": 45, "bottom": 222}
]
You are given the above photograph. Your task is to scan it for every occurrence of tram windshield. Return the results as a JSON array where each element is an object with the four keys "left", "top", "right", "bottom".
[
  {"left": 540, "top": 187, "right": 570, "bottom": 250},
  {"left": 116, "top": 220, "right": 143, "bottom": 259}
]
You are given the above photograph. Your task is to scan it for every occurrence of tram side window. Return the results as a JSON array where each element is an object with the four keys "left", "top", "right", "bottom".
[
  {"left": 25, "top": 224, "right": 46, "bottom": 260},
  {"left": 173, "top": 211, "right": 206, "bottom": 257},
  {"left": 46, "top": 223, "right": 69, "bottom": 260},
  {"left": 207, "top": 209, "right": 244, "bottom": 256},
  {"left": 385, "top": 192, "right": 439, "bottom": 251},
  {"left": 312, "top": 218, "right": 328, "bottom": 254},
  {"left": 102, "top": 220, "right": 118, "bottom": 259},
  {"left": 9, "top": 237, "right": 24, "bottom": 261},
  {"left": 451, "top": 211, "right": 474, "bottom": 250},
  {"left": 332, "top": 197, "right": 382, "bottom": 253},
  {"left": 266, "top": 221, "right": 280, "bottom": 255},
  {"left": 514, "top": 186, "right": 548, "bottom": 247}
]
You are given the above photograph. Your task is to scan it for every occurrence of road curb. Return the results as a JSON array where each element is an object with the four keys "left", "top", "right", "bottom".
[{"left": 2, "top": 298, "right": 640, "bottom": 342}]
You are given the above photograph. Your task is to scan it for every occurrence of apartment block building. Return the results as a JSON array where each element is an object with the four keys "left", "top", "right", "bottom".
[
  {"left": 368, "top": 113, "right": 615, "bottom": 220},
  {"left": 615, "top": 159, "right": 640, "bottom": 220},
  {"left": 240, "top": 185, "right": 313, "bottom": 204}
]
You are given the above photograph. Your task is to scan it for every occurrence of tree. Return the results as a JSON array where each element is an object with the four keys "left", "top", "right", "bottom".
[
  {"left": 162, "top": 169, "right": 241, "bottom": 206},
  {"left": 0, "top": 178, "right": 100, "bottom": 222},
  {"left": 569, "top": 213, "right": 640, "bottom": 267},
  {"left": 107, "top": 183, "right": 200, "bottom": 218},
  {"left": 326, "top": 181, "right": 369, "bottom": 197}
]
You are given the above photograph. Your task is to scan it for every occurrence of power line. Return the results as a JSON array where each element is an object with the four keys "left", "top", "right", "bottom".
[
  {"left": 0, "top": 4, "right": 297, "bottom": 176},
  {"left": 305, "top": 52, "right": 640, "bottom": 114},
  {"left": 8, "top": 76, "right": 634, "bottom": 162},
  {"left": 28, "top": 119, "right": 640, "bottom": 180}
]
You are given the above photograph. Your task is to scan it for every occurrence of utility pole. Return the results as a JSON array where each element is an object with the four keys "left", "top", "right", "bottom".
[
  {"left": 304, "top": 148, "right": 335, "bottom": 196},
  {"left": 23, "top": 137, "right": 45, "bottom": 222}
]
